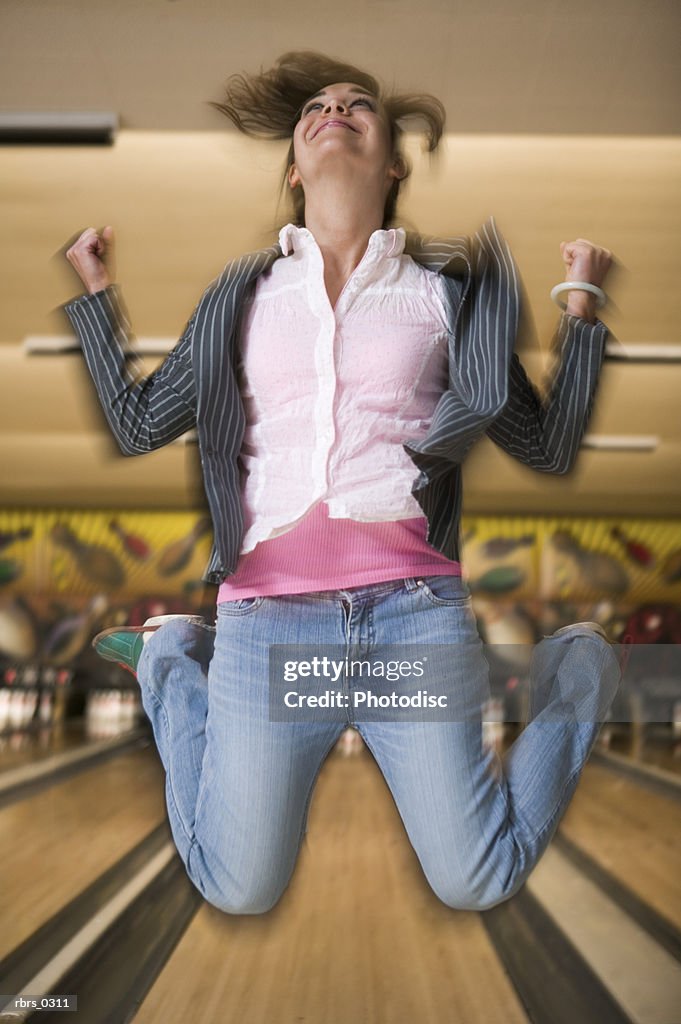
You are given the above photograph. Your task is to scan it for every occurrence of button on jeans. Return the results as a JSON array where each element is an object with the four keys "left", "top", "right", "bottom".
[{"left": 136, "top": 575, "right": 620, "bottom": 914}]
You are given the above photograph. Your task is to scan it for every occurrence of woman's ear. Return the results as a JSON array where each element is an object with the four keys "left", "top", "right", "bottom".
[
  {"left": 389, "top": 153, "right": 408, "bottom": 182},
  {"left": 288, "top": 163, "right": 301, "bottom": 189}
]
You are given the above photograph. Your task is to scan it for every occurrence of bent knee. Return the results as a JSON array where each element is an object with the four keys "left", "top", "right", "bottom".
[
  {"left": 437, "top": 890, "right": 511, "bottom": 912},
  {"left": 188, "top": 848, "right": 289, "bottom": 916},
  {"left": 202, "top": 887, "right": 284, "bottom": 916},
  {"left": 429, "top": 875, "right": 523, "bottom": 912}
]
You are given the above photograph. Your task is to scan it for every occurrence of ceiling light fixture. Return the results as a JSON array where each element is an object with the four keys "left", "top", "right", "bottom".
[
  {"left": 580, "top": 434, "right": 659, "bottom": 451},
  {"left": 23, "top": 336, "right": 174, "bottom": 355},
  {"left": 605, "top": 341, "right": 681, "bottom": 362},
  {"left": 0, "top": 112, "right": 118, "bottom": 145}
]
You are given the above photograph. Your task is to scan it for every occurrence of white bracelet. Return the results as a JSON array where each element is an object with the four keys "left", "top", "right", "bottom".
[{"left": 550, "top": 281, "right": 607, "bottom": 310}]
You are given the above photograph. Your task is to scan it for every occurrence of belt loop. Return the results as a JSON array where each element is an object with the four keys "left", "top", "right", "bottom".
[{"left": 404, "top": 577, "right": 420, "bottom": 593}]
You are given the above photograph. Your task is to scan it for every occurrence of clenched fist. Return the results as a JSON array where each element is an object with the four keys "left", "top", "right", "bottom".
[
  {"left": 559, "top": 238, "right": 612, "bottom": 322},
  {"left": 65, "top": 226, "right": 116, "bottom": 295}
]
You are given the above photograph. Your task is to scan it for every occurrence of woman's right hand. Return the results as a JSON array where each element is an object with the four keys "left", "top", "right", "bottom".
[{"left": 65, "top": 226, "right": 115, "bottom": 294}]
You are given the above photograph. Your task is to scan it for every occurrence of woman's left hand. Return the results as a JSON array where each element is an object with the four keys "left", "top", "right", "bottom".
[{"left": 559, "top": 238, "right": 613, "bottom": 323}]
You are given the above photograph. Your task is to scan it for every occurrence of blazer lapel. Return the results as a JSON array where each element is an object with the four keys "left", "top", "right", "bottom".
[
  {"left": 404, "top": 217, "right": 522, "bottom": 474},
  {"left": 193, "top": 244, "right": 282, "bottom": 444},
  {"left": 192, "top": 244, "right": 282, "bottom": 578}
]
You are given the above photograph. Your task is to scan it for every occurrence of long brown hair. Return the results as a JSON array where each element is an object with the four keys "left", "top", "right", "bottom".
[{"left": 210, "top": 51, "right": 446, "bottom": 228}]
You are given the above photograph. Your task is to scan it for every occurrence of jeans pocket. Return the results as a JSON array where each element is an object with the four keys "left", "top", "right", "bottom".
[
  {"left": 416, "top": 575, "right": 471, "bottom": 608},
  {"left": 217, "top": 595, "right": 265, "bottom": 616}
]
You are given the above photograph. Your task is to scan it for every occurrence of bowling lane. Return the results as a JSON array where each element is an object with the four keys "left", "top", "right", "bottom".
[
  {"left": 136, "top": 745, "right": 529, "bottom": 1024},
  {"left": 606, "top": 730, "right": 681, "bottom": 777},
  {"left": 559, "top": 760, "right": 681, "bottom": 930},
  {"left": 0, "top": 746, "right": 165, "bottom": 959},
  {"left": 527, "top": 844, "right": 681, "bottom": 1024},
  {"left": 0, "top": 722, "right": 94, "bottom": 773},
  {"left": 0, "top": 719, "right": 143, "bottom": 776}
]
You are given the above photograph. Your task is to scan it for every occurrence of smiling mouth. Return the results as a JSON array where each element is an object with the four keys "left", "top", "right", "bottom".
[{"left": 313, "top": 120, "right": 358, "bottom": 139}]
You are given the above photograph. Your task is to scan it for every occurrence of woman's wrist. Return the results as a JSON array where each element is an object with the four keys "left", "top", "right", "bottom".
[
  {"left": 86, "top": 274, "right": 111, "bottom": 295},
  {"left": 565, "top": 290, "right": 597, "bottom": 323},
  {"left": 551, "top": 281, "right": 605, "bottom": 324}
]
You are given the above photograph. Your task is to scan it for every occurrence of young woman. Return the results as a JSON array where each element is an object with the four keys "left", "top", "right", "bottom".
[{"left": 63, "top": 52, "right": 620, "bottom": 915}]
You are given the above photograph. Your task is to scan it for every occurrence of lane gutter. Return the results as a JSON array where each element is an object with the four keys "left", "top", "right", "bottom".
[
  {"left": 0, "top": 729, "right": 150, "bottom": 809},
  {"left": 0, "top": 822, "right": 201, "bottom": 1023}
]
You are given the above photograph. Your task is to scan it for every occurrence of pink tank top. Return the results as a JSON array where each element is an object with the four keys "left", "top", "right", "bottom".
[{"left": 218, "top": 501, "right": 460, "bottom": 600}]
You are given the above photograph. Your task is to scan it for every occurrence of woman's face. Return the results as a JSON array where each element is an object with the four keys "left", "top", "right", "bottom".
[{"left": 288, "top": 82, "right": 402, "bottom": 194}]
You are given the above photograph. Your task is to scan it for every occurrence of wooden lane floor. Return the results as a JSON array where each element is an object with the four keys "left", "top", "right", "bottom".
[
  {"left": 5, "top": 735, "right": 680, "bottom": 1022},
  {"left": 558, "top": 760, "right": 681, "bottom": 930},
  {"left": 0, "top": 722, "right": 99, "bottom": 774},
  {"left": 135, "top": 745, "right": 530, "bottom": 1024},
  {"left": 0, "top": 746, "right": 166, "bottom": 959},
  {"left": 605, "top": 730, "right": 681, "bottom": 777},
  {"left": 527, "top": 843, "right": 681, "bottom": 1024}
]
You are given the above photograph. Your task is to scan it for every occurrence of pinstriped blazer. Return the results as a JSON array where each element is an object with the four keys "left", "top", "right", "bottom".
[{"left": 64, "top": 217, "right": 608, "bottom": 584}]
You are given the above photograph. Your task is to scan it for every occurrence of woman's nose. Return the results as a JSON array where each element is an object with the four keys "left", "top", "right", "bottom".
[{"left": 323, "top": 99, "right": 348, "bottom": 114}]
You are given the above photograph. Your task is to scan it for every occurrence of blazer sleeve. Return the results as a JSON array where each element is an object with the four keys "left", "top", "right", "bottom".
[
  {"left": 63, "top": 284, "right": 200, "bottom": 455},
  {"left": 486, "top": 312, "right": 609, "bottom": 474}
]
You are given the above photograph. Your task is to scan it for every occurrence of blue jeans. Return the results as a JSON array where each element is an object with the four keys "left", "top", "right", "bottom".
[{"left": 136, "top": 576, "right": 620, "bottom": 914}]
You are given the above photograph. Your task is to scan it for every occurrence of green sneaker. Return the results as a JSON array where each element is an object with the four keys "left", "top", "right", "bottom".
[
  {"left": 92, "top": 614, "right": 206, "bottom": 676},
  {"left": 92, "top": 626, "right": 150, "bottom": 675}
]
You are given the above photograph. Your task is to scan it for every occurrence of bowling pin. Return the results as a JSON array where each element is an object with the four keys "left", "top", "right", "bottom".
[
  {"left": 50, "top": 523, "right": 126, "bottom": 588},
  {"left": 482, "top": 697, "right": 505, "bottom": 754},
  {"left": 109, "top": 519, "right": 152, "bottom": 561},
  {"left": 9, "top": 689, "right": 24, "bottom": 729},
  {"left": 39, "top": 689, "right": 53, "bottom": 725},
  {"left": 0, "top": 688, "right": 10, "bottom": 732},
  {"left": 610, "top": 526, "right": 655, "bottom": 568},
  {"left": 336, "top": 727, "right": 364, "bottom": 757},
  {"left": 156, "top": 519, "right": 212, "bottom": 577}
]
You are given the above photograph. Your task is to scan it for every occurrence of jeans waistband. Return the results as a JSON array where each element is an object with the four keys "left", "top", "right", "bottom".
[{"left": 290, "top": 576, "right": 429, "bottom": 603}]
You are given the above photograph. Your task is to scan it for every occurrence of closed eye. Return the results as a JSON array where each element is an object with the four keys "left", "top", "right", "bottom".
[{"left": 301, "top": 95, "right": 377, "bottom": 117}]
